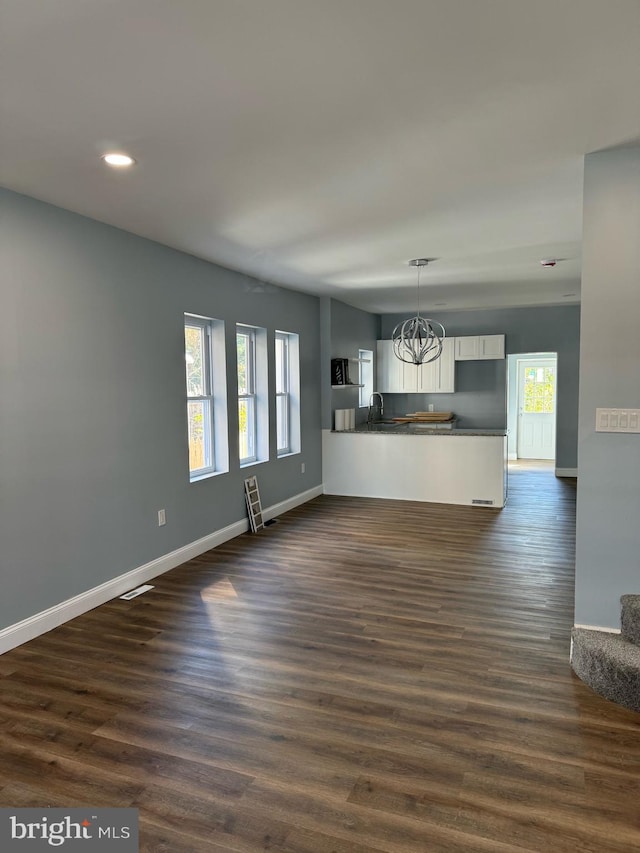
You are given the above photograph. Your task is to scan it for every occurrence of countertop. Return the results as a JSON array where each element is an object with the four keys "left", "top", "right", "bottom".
[{"left": 332, "top": 424, "right": 507, "bottom": 437}]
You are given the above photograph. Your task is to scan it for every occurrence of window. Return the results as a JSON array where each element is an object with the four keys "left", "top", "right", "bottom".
[
  {"left": 358, "top": 348, "right": 373, "bottom": 408},
  {"left": 275, "top": 331, "right": 300, "bottom": 457},
  {"left": 237, "top": 326, "right": 257, "bottom": 464},
  {"left": 184, "top": 314, "right": 228, "bottom": 480},
  {"left": 237, "top": 324, "right": 269, "bottom": 466},
  {"left": 523, "top": 364, "right": 556, "bottom": 414}
]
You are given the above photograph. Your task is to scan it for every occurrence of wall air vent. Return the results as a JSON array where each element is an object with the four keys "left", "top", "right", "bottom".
[{"left": 472, "top": 499, "right": 494, "bottom": 506}]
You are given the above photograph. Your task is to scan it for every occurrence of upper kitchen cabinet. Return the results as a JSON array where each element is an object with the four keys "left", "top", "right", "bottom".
[
  {"left": 377, "top": 338, "right": 455, "bottom": 393},
  {"left": 454, "top": 334, "right": 505, "bottom": 361},
  {"left": 376, "top": 339, "right": 403, "bottom": 392},
  {"left": 418, "top": 336, "right": 455, "bottom": 393}
]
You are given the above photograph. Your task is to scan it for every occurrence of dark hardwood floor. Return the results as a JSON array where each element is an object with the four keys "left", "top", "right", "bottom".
[{"left": 1, "top": 465, "right": 639, "bottom": 852}]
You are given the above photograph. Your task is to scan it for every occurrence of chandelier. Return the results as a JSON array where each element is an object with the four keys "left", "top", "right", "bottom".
[{"left": 392, "top": 259, "right": 445, "bottom": 365}]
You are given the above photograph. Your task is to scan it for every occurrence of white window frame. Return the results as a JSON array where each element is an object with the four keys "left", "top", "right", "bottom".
[
  {"left": 358, "top": 348, "right": 374, "bottom": 408},
  {"left": 237, "top": 326, "right": 257, "bottom": 464},
  {"left": 275, "top": 330, "right": 300, "bottom": 457},
  {"left": 237, "top": 324, "right": 269, "bottom": 467},
  {"left": 184, "top": 314, "right": 228, "bottom": 481}
]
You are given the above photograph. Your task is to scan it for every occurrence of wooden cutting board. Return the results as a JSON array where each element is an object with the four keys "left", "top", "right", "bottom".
[
  {"left": 392, "top": 412, "right": 455, "bottom": 423},
  {"left": 395, "top": 412, "right": 454, "bottom": 422}
]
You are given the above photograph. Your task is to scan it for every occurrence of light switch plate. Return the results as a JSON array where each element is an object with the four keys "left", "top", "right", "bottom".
[{"left": 595, "top": 408, "right": 640, "bottom": 433}]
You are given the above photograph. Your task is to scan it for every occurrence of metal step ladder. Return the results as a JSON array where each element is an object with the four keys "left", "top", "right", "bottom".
[{"left": 244, "top": 475, "right": 264, "bottom": 532}]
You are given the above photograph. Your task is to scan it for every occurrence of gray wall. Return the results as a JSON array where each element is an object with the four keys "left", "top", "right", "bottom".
[
  {"left": 0, "top": 189, "right": 322, "bottom": 630},
  {"left": 320, "top": 297, "right": 380, "bottom": 428},
  {"left": 380, "top": 305, "right": 580, "bottom": 469},
  {"left": 574, "top": 145, "right": 640, "bottom": 629}
]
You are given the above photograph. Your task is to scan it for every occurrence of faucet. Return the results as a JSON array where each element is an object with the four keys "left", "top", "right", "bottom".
[{"left": 368, "top": 391, "right": 384, "bottom": 423}]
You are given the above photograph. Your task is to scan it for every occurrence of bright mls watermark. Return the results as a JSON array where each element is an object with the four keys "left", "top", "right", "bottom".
[{"left": 0, "top": 809, "right": 138, "bottom": 851}]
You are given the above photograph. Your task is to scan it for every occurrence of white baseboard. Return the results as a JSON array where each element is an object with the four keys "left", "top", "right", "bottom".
[
  {"left": 555, "top": 467, "right": 578, "bottom": 478},
  {"left": 263, "top": 485, "right": 323, "bottom": 521},
  {"left": 574, "top": 624, "right": 621, "bottom": 634},
  {"left": 507, "top": 452, "right": 517, "bottom": 461},
  {"left": 0, "top": 484, "right": 324, "bottom": 655}
]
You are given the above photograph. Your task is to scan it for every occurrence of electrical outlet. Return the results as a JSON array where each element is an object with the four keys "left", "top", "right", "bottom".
[
  {"left": 301, "top": 462, "right": 306, "bottom": 474},
  {"left": 158, "top": 509, "right": 166, "bottom": 526},
  {"left": 428, "top": 404, "right": 434, "bottom": 412}
]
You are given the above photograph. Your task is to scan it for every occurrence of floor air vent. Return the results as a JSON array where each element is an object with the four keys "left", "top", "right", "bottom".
[
  {"left": 120, "top": 584, "right": 155, "bottom": 600},
  {"left": 472, "top": 499, "right": 494, "bottom": 506}
]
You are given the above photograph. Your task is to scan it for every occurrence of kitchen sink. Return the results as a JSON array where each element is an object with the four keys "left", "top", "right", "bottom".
[{"left": 359, "top": 421, "right": 404, "bottom": 432}]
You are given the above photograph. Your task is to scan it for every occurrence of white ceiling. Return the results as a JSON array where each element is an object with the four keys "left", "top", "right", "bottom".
[{"left": 2, "top": 0, "right": 639, "bottom": 313}]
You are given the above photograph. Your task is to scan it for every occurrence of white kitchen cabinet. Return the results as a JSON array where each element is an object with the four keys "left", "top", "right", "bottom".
[
  {"left": 416, "top": 336, "right": 455, "bottom": 392},
  {"left": 455, "top": 336, "right": 479, "bottom": 360},
  {"left": 376, "top": 339, "right": 403, "bottom": 392},
  {"left": 454, "top": 334, "right": 505, "bottom": 361},
  {"left": 401, "top": 361, "right": 420, "bottom": 393},
  {"left": 434, "top": 336, "right": 455, "bottom": 392},
  {"left": 439, "top": 336, "right": 456, "bottom": 391},
  {"left": 479, "top": 334, "right": 505, "bottom": 359},
  {"left": 377, "top": 337, "right": 455, "bottom": 393}
]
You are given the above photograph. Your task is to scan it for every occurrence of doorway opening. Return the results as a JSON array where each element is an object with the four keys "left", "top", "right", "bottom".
[{"left": 507, "top": 353, "right": 557, "bottom": 462}]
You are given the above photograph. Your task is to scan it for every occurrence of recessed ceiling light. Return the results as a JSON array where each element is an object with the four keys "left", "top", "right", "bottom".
[
  {"left": 434, "top": 302, "right": 447, "bottom": 306},
  {"left": 563, "top": 293, "right": 576, "bottom": 298},
  {"left": 102, "top": 152, "right": 136, "bottom": 167}
]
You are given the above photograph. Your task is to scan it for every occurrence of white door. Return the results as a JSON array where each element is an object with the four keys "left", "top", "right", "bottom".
[{"left": 517, "top": 359, "right": 557, "bottom": 459}]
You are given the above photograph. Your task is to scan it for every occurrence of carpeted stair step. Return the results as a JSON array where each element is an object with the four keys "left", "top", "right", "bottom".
[
  {"left": 570, "top": 627, "right": 640, "bottom": 713},
  {"left": 621, "top": 594, "right": 640, "bottom": 646}
]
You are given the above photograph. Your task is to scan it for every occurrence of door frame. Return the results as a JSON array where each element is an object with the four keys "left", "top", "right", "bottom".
[{"left": 506, "top": 352, "right": 558, "bottom": 461}]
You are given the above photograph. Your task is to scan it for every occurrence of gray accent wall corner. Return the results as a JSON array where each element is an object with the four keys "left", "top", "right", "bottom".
[
  {"left": 320, "top": 297, "right": 380, "bottom": 429},
  {"left": 0, "top": 189, "right": 322, "bottom": 631}
]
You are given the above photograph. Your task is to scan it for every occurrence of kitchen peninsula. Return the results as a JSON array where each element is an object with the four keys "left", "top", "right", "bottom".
[{"left": 322, "top": 427, "right": 507, "bottom": 507}]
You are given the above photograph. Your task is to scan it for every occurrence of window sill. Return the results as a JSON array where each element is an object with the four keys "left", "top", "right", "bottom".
[
  {"left": 277, "top": 450, "right": 301, "bottom": 460},
  {"left": 189, "top": 469, "right": 227, "bottom": 483},
  {"left": 240, "top": 458, "right": 269, "bottom": 469}
]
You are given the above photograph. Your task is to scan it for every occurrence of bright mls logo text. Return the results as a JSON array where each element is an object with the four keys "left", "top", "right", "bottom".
[
  {"left": 1, "top": 808, "right": 138, "bottom": 850},
  {"left": 10, "top": 815, "right": 95, "bottom": 846},
  {"left": 10, "top": 814, "right": 132, "bottom": 846}
]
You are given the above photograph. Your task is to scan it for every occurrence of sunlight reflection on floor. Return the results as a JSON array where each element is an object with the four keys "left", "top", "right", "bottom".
[{"left": 200, "top": 577, "right": 239, "bottom": 603}]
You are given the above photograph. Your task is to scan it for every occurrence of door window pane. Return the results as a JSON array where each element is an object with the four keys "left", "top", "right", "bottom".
[{"left": 523, "top": 365, "right": 556, "bottom": 414}]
